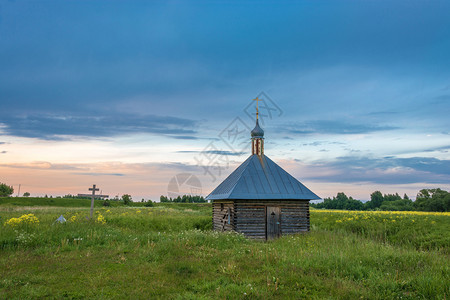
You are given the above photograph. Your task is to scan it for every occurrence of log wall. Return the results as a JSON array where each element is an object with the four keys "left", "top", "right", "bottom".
[
  {"left": 212, "top": 201, "right": 234, "bottom": 231},
  {"left": 234, "top": 202, "right": 266, "bottom": 240},
  {"left": 212, "top": 200, "right": 310, "bottom": 240}
]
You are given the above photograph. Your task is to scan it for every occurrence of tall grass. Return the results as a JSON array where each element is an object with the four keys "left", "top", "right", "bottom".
[
  {"left": 311, "top": 209, "right": 450, "bottom": 253},
  {"left": 0, "top": 204, "right": 449, "bottom": 299},
  {"left": 0, "top": 196, "right": 157, "bottom": 208}
]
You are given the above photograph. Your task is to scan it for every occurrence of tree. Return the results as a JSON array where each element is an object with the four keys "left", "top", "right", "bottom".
[
  {"left": 335, "top": 192, "right": 349, "bottom": 209},
  {"left": 122, "top": 194, "right": 132, "bottom": 205},
  {"left": 0, "top": 183, "right": 14, "bottom": 197},
  {"left": 380, "top": 199, "right": 413, "bottom": 211},
  {"left": 344, "top": 198, "right": 364, "bottom": 210},
  {"left": 310, "top": 192, "right": 365, "bottom": 210},
  {"left": 366, "top": 191, "right": 384, "bottom": 209},
  {"left": 383, "top": 193, "right": 402, "bottom": 202},
  {"left": 415, "top": 188, "right": 449, "bottom": 212},
  {"left": 144, "top": 200, "right": 154, "bottom": 207},
  {"left": 23, "top": 192, "right": 30, "bottom": 197}
]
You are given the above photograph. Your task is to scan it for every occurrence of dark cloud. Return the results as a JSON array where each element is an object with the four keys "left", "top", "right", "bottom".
[
  {"left": 0, "top": 161, "right": 203, "bottom": 175},
  {"left": 282, "top": 120, "right": 399, "bottom": 136},
  {"left": 1, "top": 151, "right": 6, "bottom": 154},
  {"left": 306, "top": 156, "right": 450, "bottom": 185},
  {"left": 0, "top": 113, "right": 198, "bottom": 140},
  {"left": 76, "top": 173, "right": 124, "bottom": 177},
  {"left": 177, "top": 150, "right": 246, "bottom": 156},
  {"left": 365, "top": 111, "right": 400, "bottom": 116},
  {"left": 0, "top": 162, "right": 84, "bottom": 170},
  {"left": 303, "top": 141, "right": 324, "bottom": 146},
  {"left": 423, "top": 145, "right": 450, "bottom": 153},
  {"left": 171, "top": 135, "right": 200, "bottom": 140},
  {"left": 302, "top": 141, "right": 346, "bottom": 147}
]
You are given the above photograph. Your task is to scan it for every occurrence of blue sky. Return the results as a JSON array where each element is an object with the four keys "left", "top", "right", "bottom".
[{"left": 0, "top": 1, "right": 449, "bottom": 200}]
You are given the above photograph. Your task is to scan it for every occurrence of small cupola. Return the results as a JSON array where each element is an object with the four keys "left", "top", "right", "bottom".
[
  {"left": 251, "top": 97, "right": 264, "bottom": 156},
  {"left": 251, "top": 119, "right": 264, "bottom": 138}
]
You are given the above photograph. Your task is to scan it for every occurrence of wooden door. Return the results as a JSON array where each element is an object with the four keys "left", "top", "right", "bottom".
[{"left": 266, "top": 206, "right": 281, "bottom": 240}]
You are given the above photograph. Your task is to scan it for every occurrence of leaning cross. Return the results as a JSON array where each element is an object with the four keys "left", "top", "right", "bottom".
[
  {"left": 77, "top": 184, "right": 109, "bottom": 219},
  {"left": 88, "top": 185, "right": 99, "bottom": 219}
]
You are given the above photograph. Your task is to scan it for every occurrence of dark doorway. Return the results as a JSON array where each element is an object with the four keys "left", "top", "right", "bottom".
[{"left": 266, "top": 206, "right": 281, "bottom": 240}]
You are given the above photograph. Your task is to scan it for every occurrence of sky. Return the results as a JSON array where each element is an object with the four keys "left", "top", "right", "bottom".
[{"left": 0, "top": 1, "right": 449, "bottom": 201}]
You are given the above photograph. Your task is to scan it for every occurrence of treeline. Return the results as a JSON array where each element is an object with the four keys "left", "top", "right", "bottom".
[
  {"left": 311, "top": 188, "right": 450, "bottom": 212},
  {"left": 160, "top": 195, "right": 206, "bottom": 203}
]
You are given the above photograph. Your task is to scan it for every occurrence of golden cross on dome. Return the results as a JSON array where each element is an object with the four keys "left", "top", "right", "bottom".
[{"left": 253, "top": 96, "right": 262, "bottom": 120}]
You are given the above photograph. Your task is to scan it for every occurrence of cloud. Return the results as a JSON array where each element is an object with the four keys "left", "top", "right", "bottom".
[
  {"left": 76, "top": 173, "right": 125, "bottom": 177},
  {"left": 0, "top": 162, "right": 84, "bottom": 170},
  {"left": 1, "top": 151, "right": 7, "bottom": 154},
  {"left": 170, "top": 135, "right": 200, "bottom": 140},
  {"left": 301, "top": 155, "right": 450, "bottom": 185},
  {"left": 433, "top": 94, "right": 450, "bottom": 103},
  {"left": 177, "top": 150, "right": 246, "bottom": 156},
  {"left": 422, "top": 145, "right": 450, "bottom": 153},
  {"left": 302, "top": 141, "right": 346, "bottom": 147},
  {"left": 0, "top": 113, "right": 198, "bottom": 140},
  {"left": 281, "top": 120, "right": 399, "bottom": 136},
  {"left": 0, "top": 160, "right": 206, "bottom": 200},
  {"left": 0, "top": 160, "right": 201, "bottom": 173},
  {"left": 365, "top": 111, "right": 400, "bottom": 116}
]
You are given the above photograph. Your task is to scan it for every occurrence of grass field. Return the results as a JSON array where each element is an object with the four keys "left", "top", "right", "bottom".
[
  {"left": 0, "top": 196, "right": 147, "bottom": 208},
  {"left": 0, "top": 200, "right": 449, "bottom": 299}
]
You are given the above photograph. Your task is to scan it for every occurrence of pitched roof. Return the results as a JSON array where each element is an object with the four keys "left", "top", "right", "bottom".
[{"left": 206, "top": 154, "right": 320, "bottom": 200}]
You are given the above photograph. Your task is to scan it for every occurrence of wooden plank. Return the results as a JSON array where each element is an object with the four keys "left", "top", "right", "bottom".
[{"left": 266, "top": 206, "right": 281, "bottom": 240}]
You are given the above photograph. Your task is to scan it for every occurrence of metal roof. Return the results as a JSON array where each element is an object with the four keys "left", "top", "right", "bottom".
[{"left": 206, "top": 154, "right": 320, "bottom": 200}]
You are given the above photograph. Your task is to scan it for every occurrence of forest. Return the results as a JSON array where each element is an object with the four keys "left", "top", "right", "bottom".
[{"left": 310, "top": 188, "right": 450, "bottom": 212}]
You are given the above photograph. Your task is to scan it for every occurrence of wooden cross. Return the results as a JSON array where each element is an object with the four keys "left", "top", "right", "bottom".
[
  {"left": 77, "top": 184, "right": 109, "bottom": 219},
  {"left": 89, "top": 185, "right": 99, "bottom": 219},
  {"left": 253, "top": 97, "right": 262, "bottom": 120}
]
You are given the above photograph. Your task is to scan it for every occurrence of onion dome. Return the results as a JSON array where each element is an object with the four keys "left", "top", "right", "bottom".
[{"left": 251, "top": 119, "right": 264, "bottom": 138}]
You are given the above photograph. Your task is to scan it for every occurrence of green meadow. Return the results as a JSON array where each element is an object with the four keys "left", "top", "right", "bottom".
[{"left": 0, "top": 199, "right": 449, "bottom": 299}]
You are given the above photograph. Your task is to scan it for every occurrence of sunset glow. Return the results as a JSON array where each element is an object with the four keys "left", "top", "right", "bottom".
[{"left": 1, "top": 2, "right": 449, "bottom": 201}]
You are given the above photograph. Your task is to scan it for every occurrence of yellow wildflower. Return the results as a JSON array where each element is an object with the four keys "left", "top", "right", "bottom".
[
  {"left": 96, "top": 214, "right": 106, "bottom": 224},
  {"left": 4, "top": 214, "right": 39, "bottom": 228}
]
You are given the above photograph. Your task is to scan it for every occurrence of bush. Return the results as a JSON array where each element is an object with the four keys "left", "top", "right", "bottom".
[
  {"left": 122, "top": 194, "right": 132, "bottom": 206},
  {"left": 103, "top": 200, "right": 111, "bottom": 207},
  {"left": 0, "top": 183, "right": 14, "bottom": 197},
  {"left": 144, "top": 200, "right": 154, "bottom": 207}
]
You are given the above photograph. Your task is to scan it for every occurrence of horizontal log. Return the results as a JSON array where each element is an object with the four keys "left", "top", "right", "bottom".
[
  {"left": 282, "top": 227, "right": 309, "bottom": 229},
  {"left": 235, "top": 225, "right": 265, "bottom": 228},
  {"left": 281, "top": 226, "right": 309, "bottom": 230},
  {"left": 238, "top": 231, "right": 265, "bottom": 234},
  {"left": 281, "top": 218, "right": 309, "bottom": 221},
  {"left": 234, "top": 220, "right": 265, "bottom": 223}
]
